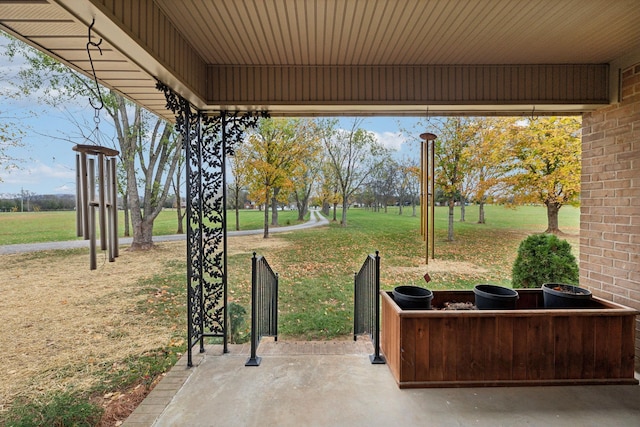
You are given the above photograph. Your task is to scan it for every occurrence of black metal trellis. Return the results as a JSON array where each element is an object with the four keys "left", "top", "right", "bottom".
[
  {"left": 157, "top": 81, "right": 267, "bottom": 366},
  {"left": 354, "top": 250, "right": 386, "bottom": 364}
]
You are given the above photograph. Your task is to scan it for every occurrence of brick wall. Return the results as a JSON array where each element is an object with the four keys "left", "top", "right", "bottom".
[{"left": 581, "top": 63, "right": 640, "bottom": 369}]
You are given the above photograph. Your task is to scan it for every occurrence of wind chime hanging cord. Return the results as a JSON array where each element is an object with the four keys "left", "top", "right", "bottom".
[{"left": 84, "top": 18, "right": 105, "bottom": 114}]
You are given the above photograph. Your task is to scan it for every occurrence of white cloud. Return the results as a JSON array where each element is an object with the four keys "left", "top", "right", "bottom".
[
  {"left": 54, "top": 183, "right": 74, "bottom": 193},
  {"left": 372, "top": 131, "right": 406, "bottom": 151},
  {"left": 3, "top": 160, "right": 75, "bottom": 193}
]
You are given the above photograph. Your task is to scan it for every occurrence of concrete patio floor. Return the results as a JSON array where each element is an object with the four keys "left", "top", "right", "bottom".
[{"left": 123, "top": 339, "right": 640, "bottom": 427}]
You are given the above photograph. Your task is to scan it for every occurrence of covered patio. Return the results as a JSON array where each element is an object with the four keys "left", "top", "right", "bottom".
[
  {"left": 1, "top": 1, "right": 639, "bottom": 424},
  {"left": 124, "top": 341, "right": 640, "bottom": 426}
]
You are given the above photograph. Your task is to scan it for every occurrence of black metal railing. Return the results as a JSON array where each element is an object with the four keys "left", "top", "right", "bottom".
[
  {"left": 246, "top": 252, "right": 279, "bottom": 366},
  {"left": 354, "top": 250, "right": 385, "bottom": 364}
]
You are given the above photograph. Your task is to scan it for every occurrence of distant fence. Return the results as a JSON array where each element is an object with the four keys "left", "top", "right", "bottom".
[
  {"left": 354, "top": 250, "right": 385, "bottom": 364},
  {"left": 246, "top": 252, "right": 279, "bottom": 366}
]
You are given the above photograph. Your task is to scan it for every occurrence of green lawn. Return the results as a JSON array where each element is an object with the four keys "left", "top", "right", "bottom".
[
  {"left": 0, "top": 204, "right": 580, "bottom": 341},
  {"left": 0, "top": 208, "right": 304, "bottom": 245},
  {"left": 226, "top": 204, "right": 580, "bottom": 340}
]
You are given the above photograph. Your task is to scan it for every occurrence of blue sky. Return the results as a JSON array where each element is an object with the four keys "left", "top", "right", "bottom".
[
  {"left": 1, "top": 101, "right": 427, "bottom": 196},
  {"left": 0, "top": 37, "right": 429, "bottom": 196}
]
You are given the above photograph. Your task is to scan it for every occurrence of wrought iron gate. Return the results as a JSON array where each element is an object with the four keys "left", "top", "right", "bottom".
[
  {"left": 354, "top": 251, "right": 386, "bottom": 364},
  {"left": 158, "top": 81, "right": 266, "bottom": 366},
  {"left": 246, "top": 252, "right": 279, "bottom": 366}
]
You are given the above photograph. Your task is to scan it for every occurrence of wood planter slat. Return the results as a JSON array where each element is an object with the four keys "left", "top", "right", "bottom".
[{"left": 381, "top": 289, "right": 639, "bottom": 388}]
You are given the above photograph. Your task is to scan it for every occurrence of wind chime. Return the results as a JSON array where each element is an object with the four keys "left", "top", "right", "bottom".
[
  {"left": 74, "top": 144, "right": 119, "bottom": 269},
  {"left": 420, "top": 132, "right": 436, "bottom": 265},
  {"left": 74, "top": 19, "right": 120, "bottom": 270}
]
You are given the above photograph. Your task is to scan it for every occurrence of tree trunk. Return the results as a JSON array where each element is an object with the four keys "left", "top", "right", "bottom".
[
  {"left": 295, "top": 192, "right": 307, "bottom": 221},
  {"left": 322, "top": 201, "right": 330, "bottom": 216},
  {"left": 263, "top": 185, "right": 270, "bottom": 238},
  {"left": 233, "top": 184, "right": 241, "bottom": 231},
  {"left": 460, "top": 198, "right": 466, "bottom": 222},
  {"left": 176, "top": 203, "right": 184, "bottom": 234},
  {"left": 478, "top": 201, "right": 485, "bottom": 224},
  {"left": 399, "top": 203, "right": 403, "bottom": 215},
  {"left": 447, "top": 198, "right": 455, "bottom": 242},
  {"left": 412, "top": 203, "right": 417, "bottom": 217},
  {"left": 271, "top": 187, "right": 280, "bottom": 226},
  {"left": 545, "top": 201, "right": 562, "bottom": 234},
  {"left": 173, "top": 177, "right": 184, "bottom": 234},
  {"left": 332, "top": 202, "right": 338, "bottom": 221},
  {"left": 130, "top": 218, "right": 154, "bottom": 250},
  {"left": 122, "top": 192, "right": 130, "bottom": 237},
  {"left": 340, "top": 195, "right": 348, "bottom": 227}
]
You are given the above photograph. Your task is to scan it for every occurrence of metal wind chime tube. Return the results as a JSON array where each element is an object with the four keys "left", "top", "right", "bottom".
[
  {"left": 110, "top": 158, "right": 119, "bottom": 259},
  {"left": 75, "top": 153, "right": 83, "bottom": 236},
  {"left": 420, "top": 132, "right": 437, "bottom": 264},
  {"left": 430, "top": 139, "right": 435, "bottom": 260},
  {"left": 88, "top": 157, "right": 96, "bottom": 270},
  {"left": 76, "top": 151, "right": 89, "bottom": 237},
  {"left": 74, "top": 145, "right": 119, "bottom": 270},
  {"left": 98, "top": 152, "right": 107, "bottom": 251}
]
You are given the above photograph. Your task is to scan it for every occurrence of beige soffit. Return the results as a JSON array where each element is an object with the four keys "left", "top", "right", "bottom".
[{"left": 0, "top": 0, "right": 639, "bottom": 118}]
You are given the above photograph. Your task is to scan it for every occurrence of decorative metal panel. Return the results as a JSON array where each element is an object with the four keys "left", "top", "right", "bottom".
[{"left": 157, "top": 80, "right": 265, "bottom": 366}]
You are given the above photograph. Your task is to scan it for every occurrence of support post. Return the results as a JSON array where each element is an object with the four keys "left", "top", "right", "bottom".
[
  {"left": 246, "top": 252, "right": 261, "bottom": 366},
  {"left": 370, "top": 250, "right": 386, "bottom": 364}
]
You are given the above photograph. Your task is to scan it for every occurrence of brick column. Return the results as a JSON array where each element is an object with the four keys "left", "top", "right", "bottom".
[{"left": 581, "top": 63, "right": 640, "bottom": 369}]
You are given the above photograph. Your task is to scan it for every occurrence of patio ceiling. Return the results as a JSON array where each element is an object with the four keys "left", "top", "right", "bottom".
[{"left": 1, "top": 0, "right": 640, "bottom": 119}]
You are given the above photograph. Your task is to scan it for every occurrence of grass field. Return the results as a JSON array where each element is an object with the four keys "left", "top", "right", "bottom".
[
  {"left": 0, "top": 208, "right": 304, "bottom": 245},
  {"left": 0, "top": 204, "right": 580, "bottom": 425},
  {"left": 226, "top": 204, "right": 579, "bottom": 339}
]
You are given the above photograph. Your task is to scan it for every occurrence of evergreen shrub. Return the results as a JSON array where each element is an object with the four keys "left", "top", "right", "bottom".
[{"left": 511, "top": 233, "right": 579, "bottom": 288}]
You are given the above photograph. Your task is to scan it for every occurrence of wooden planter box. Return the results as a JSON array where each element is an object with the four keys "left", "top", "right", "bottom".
[{"left": 381, "top": 289, "right": 639, "bottom": 388}]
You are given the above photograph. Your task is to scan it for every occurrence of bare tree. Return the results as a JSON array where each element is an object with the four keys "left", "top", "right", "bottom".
[
  {"left": 107, "top": 96, "right": 182, "bottom": 249},
  {"left": 172, "top": 151, "right": 186, "bottom": 234},
  {"left": 320, "top": 118, "right": 387, "bottom": 227},
  {"left": 396, "top": 157, "right": 420, "bottom": 216},
  {"left": 4, "top": 34, "right": 182, "bottom": 249}
]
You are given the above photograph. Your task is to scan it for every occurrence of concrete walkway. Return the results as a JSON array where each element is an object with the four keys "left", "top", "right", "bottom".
[
  {"left": 0, "top": 210, "right": 328, "bottom": 255},
  {"left": 123, "top": 339, "right": 640, "bottom": 427}
]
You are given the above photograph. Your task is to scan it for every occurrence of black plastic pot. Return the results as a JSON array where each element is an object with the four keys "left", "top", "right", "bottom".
[
  {"left": 392, "top": 285, "right": 433, "bottom": 310},
  {"left": 473, "top": 284, "right": 519, "bottom": 310},
  {"left": 542, "top": 283, "right": 592, "bottom": 308}
]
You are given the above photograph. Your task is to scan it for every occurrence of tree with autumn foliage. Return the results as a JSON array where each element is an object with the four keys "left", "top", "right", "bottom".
[
  {"left": 316, "top": 159, "right": 341, "bottom": 219},
  {"left": 289, "top": 120, "right": 322, "bottom": 221},
  {"left": 505, "top": 116, "right": 581, "bottom": 234},
  {"left": 463, "top": 117, "right": 515, "bottom": 224},
  {"left": 434, "top": 117, "right": 475, "bottom": 241},
  {"left": 245, "top": 118, "right": 318, "bottom": 238},
  {"left": 228, "top": 140, "right": 252, "bottom": 231}
]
